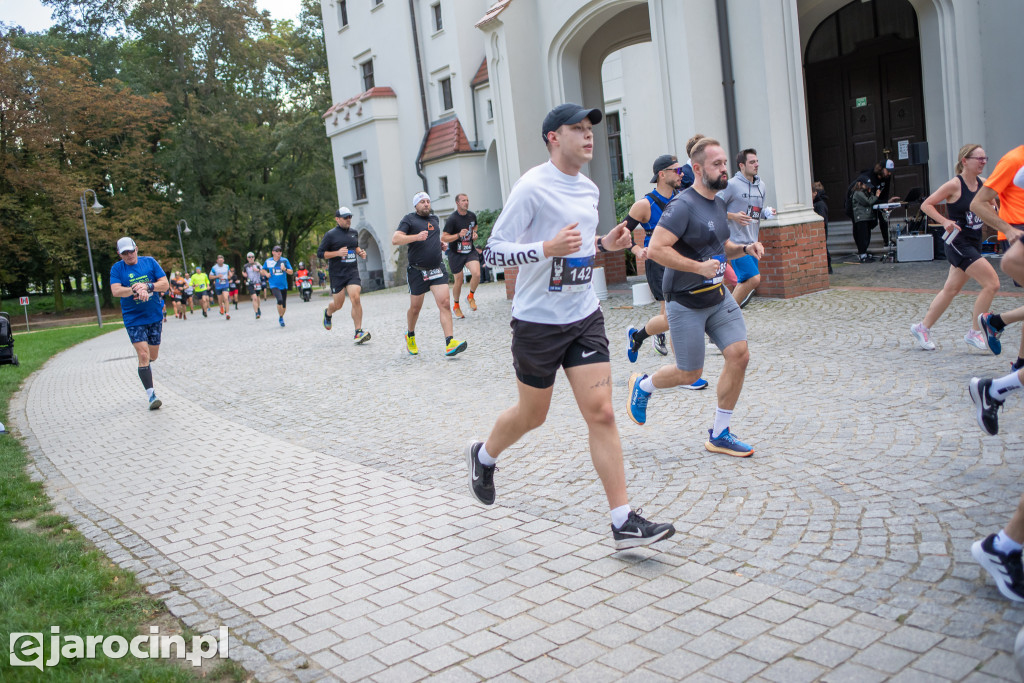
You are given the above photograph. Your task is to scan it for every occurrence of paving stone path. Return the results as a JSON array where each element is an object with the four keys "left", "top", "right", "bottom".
[{"left": 11, "top": 264, "right": 1024, "bottom": 681}]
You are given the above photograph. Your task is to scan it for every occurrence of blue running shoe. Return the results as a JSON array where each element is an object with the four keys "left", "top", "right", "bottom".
[
  {"left": 279, "top": 316, "right": 285, "bottom": 327},
  {"left": 627, "top": 373, "right": 651, "bottom": 425},
  {"left": 627, "top": 327, "right": 640, "bottom": 363},
  {"left": 979, "top": 313, "right": 1002, "bottom": 355},
  {"left": 684, "top": 378, "right": 709, "bottom": 391},
  {"left": 323, "top": 308, "right": 332, "bottom": 331},
  {"left": 705, "top": 428, "right": 753, "bottom": 457}
]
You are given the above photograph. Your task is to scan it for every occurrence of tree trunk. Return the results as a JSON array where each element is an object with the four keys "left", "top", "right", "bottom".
[{"left": 53, "top": 262, "right": 65, "bottom": 314}]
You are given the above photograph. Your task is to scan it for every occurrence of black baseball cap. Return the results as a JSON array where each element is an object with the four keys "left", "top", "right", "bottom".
[
  {"left": 650, "top": 154, "right": 679, "bottom": 183},
  {"left": 541, "top": 103, "right": 602, "bottom": 143},
  {"left": 272, "top": 245, "right": 282, "bottom": 252}
]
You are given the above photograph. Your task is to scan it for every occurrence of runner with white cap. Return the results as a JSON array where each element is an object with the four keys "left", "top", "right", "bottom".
[
  {"left": 108, "top": 237, "right": 170, "bottom": 410},
  {"left": 392, "top": 192, "right": 467, "bottom": 356},
  {"left": 319, "top": 206, "right": 370, "bottom": 343}
]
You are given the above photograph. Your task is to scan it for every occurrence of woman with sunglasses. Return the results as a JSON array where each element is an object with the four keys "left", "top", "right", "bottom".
[{"left": 910, "top": 144, "right": 997, "bottom": 351}]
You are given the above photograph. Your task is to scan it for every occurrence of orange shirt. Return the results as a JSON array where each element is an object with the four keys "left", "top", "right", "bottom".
[{"left": 986, "top": 145, "right": 1024, "bottom": 226}]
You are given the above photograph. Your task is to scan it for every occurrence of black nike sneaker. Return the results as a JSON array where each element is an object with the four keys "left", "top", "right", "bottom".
[
  {"left": 465, "top": 441, "right": 495, "bottom": 505},
  {"left": 611, "top": 509, "right": 675, "bottom": 549},
  {"left": 969, "top": 377, "right": 1004, "bottom": 435}
]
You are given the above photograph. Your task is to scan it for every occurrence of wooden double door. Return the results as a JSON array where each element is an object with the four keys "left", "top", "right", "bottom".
[{"left": 806, "top": 39, "right": 928, "bottom": 218}]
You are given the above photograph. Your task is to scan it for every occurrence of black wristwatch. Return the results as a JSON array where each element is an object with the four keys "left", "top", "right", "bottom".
[{"left": 597, "top": 237, "right": 609, "bottom": 253}]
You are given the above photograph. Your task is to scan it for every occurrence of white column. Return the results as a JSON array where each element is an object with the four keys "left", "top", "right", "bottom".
[{"left": 728, "top": 0, "right": 819, "bottom": 225}]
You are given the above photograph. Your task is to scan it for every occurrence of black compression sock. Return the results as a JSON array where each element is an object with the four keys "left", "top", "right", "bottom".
[
  {"left": 446, "top": 336, "right": 453, "bottom": 344},
  {"left": 138, "top": 365, "right": 153, "bottom": 391},
  {"left": 632, "top": 327, "right": 651, "bottom": 344},
  {"left": 991, "top": 314, "right": 1007, "bottom": 331},
  {"left": 1014, "top": 358, "right": 1024, "bottom": 372}
]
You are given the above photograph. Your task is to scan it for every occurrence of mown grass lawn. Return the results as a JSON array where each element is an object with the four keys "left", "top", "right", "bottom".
[{"left": 0, "top": 326, "right": 247, "bottom": 681}]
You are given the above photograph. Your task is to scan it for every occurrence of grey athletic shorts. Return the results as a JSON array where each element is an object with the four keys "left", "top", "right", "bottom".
[{"left": 666, "top": 291, "right": 747, "bottom": 371}]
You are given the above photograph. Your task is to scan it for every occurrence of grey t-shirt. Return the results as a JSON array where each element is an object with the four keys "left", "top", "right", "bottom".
[
  {"left": 659, "top": 187, "right": 731, "bottom": 309},
  {"left": 717, "top": 172, "right": 766, "bottom": 244}
]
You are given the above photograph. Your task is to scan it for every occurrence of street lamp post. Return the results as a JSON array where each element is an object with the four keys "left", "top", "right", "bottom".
[
  {"left": 176, "top": 219, "right": 191, "bottom": 274},
  {"left": 80, "top": 189, "right": 104, "bottom": 328}
]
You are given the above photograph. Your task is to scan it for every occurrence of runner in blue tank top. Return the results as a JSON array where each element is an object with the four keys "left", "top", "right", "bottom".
[{"left": 626, "top": 148, "right": 708, "bottom": 390}]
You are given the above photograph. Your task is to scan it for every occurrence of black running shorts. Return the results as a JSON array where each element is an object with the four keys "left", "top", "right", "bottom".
[
  {"left": 408, "top": 264, "right": 449, "bottom": 296},
  {"left": 946, "top": 239, "right": 983, "bottom": 272},
  {"left": 271, "top": 287, "right": 287, "bottom": 307},
  {"left": 330, "top": 269, "right": 361, "bottom": 293},
  {"left": 644, "top": 259, "right": 665, "bottom": 302},
  {"left": 510, "top": 308, "right": 610, "bottom": 389},
  {"left": 448, "top": 249, "right": 481, "bottom": 276}
]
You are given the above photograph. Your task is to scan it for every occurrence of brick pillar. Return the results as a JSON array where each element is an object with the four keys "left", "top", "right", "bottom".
[
  {"left": 594, "top": 251, "right": 627, "bottom": 284},
  {"left": 636, "top": 255, "right": 647, "bottom": 276},
  {"left": 756, "top": 218, "right": 829, "bottom": 298},
  {"left": 503, "top": 266, "right": 518, "bottom": 300}
]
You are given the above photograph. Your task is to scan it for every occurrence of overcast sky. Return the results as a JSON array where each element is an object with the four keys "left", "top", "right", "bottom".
[{"left": 1, "top": 0, "right": 305, "bottom": 32}]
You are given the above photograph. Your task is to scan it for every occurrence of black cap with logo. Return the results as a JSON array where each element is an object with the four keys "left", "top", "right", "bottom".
[{"left": 541, "top": 103, "right": 602, "bottom": 143}]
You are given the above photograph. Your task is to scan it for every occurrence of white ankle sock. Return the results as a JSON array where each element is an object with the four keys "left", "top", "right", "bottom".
[
  {"left": 610, "top": 505, "right": 631, "bottom": 529},
  {"left": 712, "top": 408, "right": 733, "bottom": 438},
  {"left": 639, "top": 376, "right": 655, "bottom": 393},
  {"left": 995, "top": 530, "right": 1023, "bottom": 554},
  {"left": 990, "top": 372, "right": 1023, "bottom": 400},
  {"left": 477, "top": 443, "right": 496, "bottom": 466}
]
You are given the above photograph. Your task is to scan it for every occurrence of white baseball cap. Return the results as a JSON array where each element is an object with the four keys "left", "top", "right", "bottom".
[
  {"left": 335, "top": 206, "right": 353, "bottom": 218},
  {"left": 412, "top": 191, "right": 430, "bottom": 209},
  {"left": 116, "top": 237, "right": 137, "bottom": 253},
  {"left": 885, "top": 159, "right": 895, "bottom": 170}
]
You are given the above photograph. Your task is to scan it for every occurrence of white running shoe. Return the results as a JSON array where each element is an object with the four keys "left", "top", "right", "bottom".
[
  {"left": 964, "top": 329, "right": 988, "bottom": 351},
  {"left": 910, "top": 323, "right": 935, "bottom": 350}
]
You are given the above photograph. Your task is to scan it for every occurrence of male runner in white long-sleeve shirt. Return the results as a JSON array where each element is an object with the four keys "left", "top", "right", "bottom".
[{"left": 467, "top": 102, "right": 675, "bottom": 550}]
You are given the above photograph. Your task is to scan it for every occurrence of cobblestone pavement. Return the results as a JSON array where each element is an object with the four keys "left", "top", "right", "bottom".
[{"left": 11, "top": 269, "right": 1024, "bottom": 682}]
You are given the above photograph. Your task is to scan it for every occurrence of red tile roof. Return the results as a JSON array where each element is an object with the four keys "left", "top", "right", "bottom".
[
  {"left": 476, "top": 0, "right": 513, "bottom": 29},
  {"left": 322, "top": 87, "right": 397, "bottom": 119},
  {"left": 420, "top": 118, "right": 473, "bottom": 163},
  {"left": 470, "top": 58, "right": 488, "bottom": 87}
]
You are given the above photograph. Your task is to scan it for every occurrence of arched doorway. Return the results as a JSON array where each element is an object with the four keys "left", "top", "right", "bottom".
[
  {"left": 547, "top": 0, "right": 652, "bottom": 225},
  {"left": 804, "top": 0, "right": 927, "bottom": 218},
  {"left": 357, "top": 229, "right": 384, "bottom": 292}
]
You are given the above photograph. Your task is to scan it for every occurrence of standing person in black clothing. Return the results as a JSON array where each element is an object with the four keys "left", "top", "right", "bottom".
[
  {"left": 319, "top": 206, "right": 370, "bottom": 343},
  {"left": 812, "top": 181, "right": 832, "bottom": 274},
  {"left": 852, "top": 181, "right": 881, "bottom": 262},
  {"left": 442, "top": 193, "right": 482, "bottom": 319},
  {"left": 859, "top": 160, "right": 900, "bottom": 248},
  {"left": 393, "top": 192, "right": 467, "bottom": 357}
]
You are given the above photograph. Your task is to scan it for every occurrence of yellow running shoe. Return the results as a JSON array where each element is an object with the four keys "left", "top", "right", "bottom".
[
  {"left": 453, "top": 303, "right": 465, "bottom": 319},
  {"left": 467, "top": 292, "right": 477, "bottom": 311},
  {"left": 445, "top": 338, "right": 468, "bottom": 357},
  {"left": 405, "top": 333, "right": 419, "bottom": 355}
]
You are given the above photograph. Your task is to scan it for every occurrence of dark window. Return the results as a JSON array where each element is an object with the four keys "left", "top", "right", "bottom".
[
  {"left": 487, "top": 99, "right": 493, "bottom": 119},
  {"left": 372, "top": 0, "right": 382, "bottom": 6},
  {"left": 439, "top": 176, "right": 448, "bottom": 195},
  {"left": 440, "top": 77, "right": 453, "bottom": 111},
  {"left": 338, "top": 0, "right": 348, "bottom": 26},
  {"left": 361, "top": 60, "right": 374, "bottom": 91},
  {"left": 432, "top": 3, "right": 442, "bottom": 31},
  {"left": 606, "top": 112, "right": 624, "bottom": 182},
  {"left": 352, "top": 161, "right": 367, "bottom": 200}
]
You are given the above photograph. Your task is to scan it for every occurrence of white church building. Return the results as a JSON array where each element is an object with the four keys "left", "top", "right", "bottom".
[{"left": 320, "top": 0, "right": 1023, "bottom": 292}]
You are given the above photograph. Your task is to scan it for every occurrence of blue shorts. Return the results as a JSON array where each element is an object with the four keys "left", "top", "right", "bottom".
[
  {"left": 730, "top": 254, "right": 760, "bottom": 283},
  {"left": 126, "top": 321, "right": 162, "bottom": 346}
]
